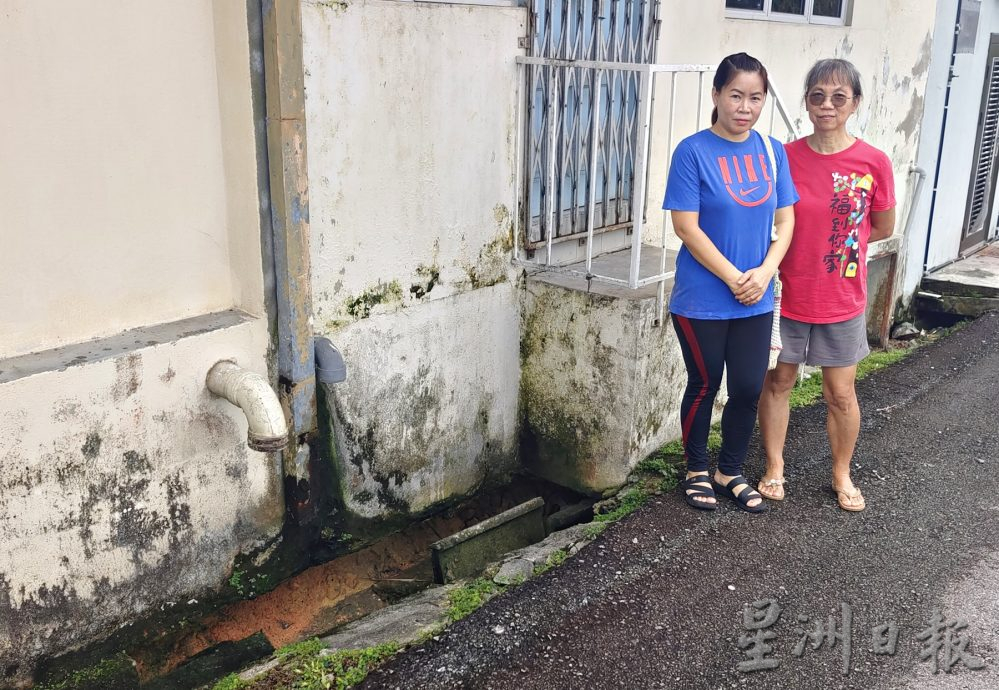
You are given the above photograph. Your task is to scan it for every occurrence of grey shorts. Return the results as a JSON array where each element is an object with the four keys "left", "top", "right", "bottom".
[{"left": 777, "top": 313, "right": 870, "bottom": 367}]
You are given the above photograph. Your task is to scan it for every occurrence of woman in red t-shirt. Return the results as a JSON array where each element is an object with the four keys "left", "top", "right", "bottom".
[{"left": 756, "top": 59, "right": 896, "bottom": 512}]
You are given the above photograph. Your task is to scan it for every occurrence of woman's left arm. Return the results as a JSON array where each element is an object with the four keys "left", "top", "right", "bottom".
[
  {"left": 732, "top": 205, "right": 795, "bottom": 305},
  {"left": 869, "top": 208, "right": 896, "bottom": 242}
]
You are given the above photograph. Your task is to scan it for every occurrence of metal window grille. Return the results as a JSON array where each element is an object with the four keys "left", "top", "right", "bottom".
[
  {"left": 966, "top": 56, "right": 999, "bottom": 235},
  {"left": 523, "top": 0, "right": 659, "bottom": 247}
]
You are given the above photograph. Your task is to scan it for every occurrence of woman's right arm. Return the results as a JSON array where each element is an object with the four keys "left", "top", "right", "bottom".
[{"left": 671, "top": 210, "right": 744, "bottom": 292}]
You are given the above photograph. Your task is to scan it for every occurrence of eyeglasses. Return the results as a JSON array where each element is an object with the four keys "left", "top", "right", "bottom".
[{"left": 807, "top": 91, "right": 854, "bottom": 107}]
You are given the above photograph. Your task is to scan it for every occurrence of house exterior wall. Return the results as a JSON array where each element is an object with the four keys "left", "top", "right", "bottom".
[
  {"left": 302, "top": 1, "right": 527, "bottom": 520},
  {"left": 0, "top": 317, "right": 282, "bottom": 685},
  {"left": 905, "top": 0, "right": 999, "bottom": 300},
  {"left": 0, "top": 2, "right": 280, "bottom": 683},
  {"left": 0, "top": 0, "right": 266, "bottom": 359}
]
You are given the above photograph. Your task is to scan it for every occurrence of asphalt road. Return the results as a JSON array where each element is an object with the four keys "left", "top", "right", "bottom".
[{"left": 362, "top": 312, "right": 999, "bottom": 690}]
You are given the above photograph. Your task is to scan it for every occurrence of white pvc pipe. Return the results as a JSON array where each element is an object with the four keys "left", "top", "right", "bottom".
[{"left": 206, "top": 360, "right": 289, "bottom": 452}]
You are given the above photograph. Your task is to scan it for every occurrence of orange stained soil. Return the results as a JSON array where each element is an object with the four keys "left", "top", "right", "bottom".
[{"left": 142, "top": 512, "right": 465, "bottom": 680}]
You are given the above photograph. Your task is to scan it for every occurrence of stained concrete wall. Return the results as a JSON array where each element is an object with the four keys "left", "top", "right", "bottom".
[
  {"left": 325, "top": 286, "right": 521, "bottom": 519},
  {"left": 520, "top": 277, "right": 705, "bottom": 495},
  {"left": 0, "top": 2, "right": 281, "bottom": 684},
  {"left": 302, "top": 1, "right": 526, "bottom": 520},
  {"left": 0, "top": 318, "right": 283, "bottom": 685}
]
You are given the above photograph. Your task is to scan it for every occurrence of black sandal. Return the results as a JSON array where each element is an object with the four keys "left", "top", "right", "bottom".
[
  {"left": 712, "top": 475, "right": 767, "bottom": 513},
  {"left": 680, "top": 474, "right": 717, "bottom": 511}
]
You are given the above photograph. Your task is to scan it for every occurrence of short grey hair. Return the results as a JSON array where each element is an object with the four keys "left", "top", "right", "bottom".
[{"left": 804, "top": 58, "right": 863, "bottom": 100}]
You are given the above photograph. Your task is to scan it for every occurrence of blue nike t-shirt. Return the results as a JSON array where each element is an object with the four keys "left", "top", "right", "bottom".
[{"left": 663, "top": 129, "right": 798, "bottom": 319}]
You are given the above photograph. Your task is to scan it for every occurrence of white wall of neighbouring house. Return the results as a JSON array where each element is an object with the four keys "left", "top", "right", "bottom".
[
  {"left": 0, "top": 2, "right": 283, "bottom": 684},
  {"left": 643, "top": 1, "right": 939, "bottom": 281},
  {"left": 0, "top": 0, "right": 266, "bottom": 358},
  {"left": 302, "top": 0, "right": 526, "bottom": 521},
  {"left": 904, "top": 0, "right": 999, "bottom": 300}
]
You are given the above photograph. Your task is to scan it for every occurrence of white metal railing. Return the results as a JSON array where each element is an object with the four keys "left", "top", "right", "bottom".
[{"left": 513, "top": 56, "right": 801, "bottom": 312}]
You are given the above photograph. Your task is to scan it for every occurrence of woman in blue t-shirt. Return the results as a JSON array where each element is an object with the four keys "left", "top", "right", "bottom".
[{"left": 663, "top": 52, "right": 798, "bottom": 513}]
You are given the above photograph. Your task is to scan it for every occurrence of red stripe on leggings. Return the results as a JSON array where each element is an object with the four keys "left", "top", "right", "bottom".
[{"left": 675, "top": 315, "right": 710, "bottom": 445}]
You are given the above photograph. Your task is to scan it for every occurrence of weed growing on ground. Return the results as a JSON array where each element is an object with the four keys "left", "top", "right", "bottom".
[
  {"left": 593, "top": 486, "right": 650, "bottom": 523},
  {"left": 635, "top": 453, "right": 682, "bottom": 492},
  {"left": 276, "top": 637, "right": 324, "bottom": 660},
  {"left": 36, "top": 658, "right": 128, "bottom": 690},
  {"left": 533, "top": 548, "right": 569, "bottom": 576},
  {"left": 287, "top": 643, "right": 399, "bottom": 690},
  {"left": 445, "top": 579, "right": 500, "bottom": 623},
  {"left": 228, "top": 569, "right": 246, "bottom": 596},
  {"left": 415, "top": 623, "right": 446, "bottom": 644},
  {"left": 209, "top": 638, "right": 398, "bottom": 690},
  {"left": 210, "top": 673, "right": 249, "bottom": 690}
]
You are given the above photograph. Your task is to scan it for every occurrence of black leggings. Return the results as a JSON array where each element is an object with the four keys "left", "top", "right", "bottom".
[{"left": 671, "top": 312, "right": 772, "bottom": 476}]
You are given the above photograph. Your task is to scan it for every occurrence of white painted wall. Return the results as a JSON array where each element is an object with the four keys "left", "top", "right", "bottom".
[
  {"left": 303, "top": 0, "right": 525, "bottom": 330},
  {"left": 0, "top": 0, "right": 266, "bottom": 359},
  {"left": 327, "top": 285, "right": 521, "bottom": 518},
  {"left": 0, "top": 2, "right": 279, "bottom": 682},
  {"left": 904, "top": 0, "right": 999, "bottom": 300}
]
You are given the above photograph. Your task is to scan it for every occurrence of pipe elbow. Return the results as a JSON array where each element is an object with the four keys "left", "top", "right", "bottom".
[{"left": 206, "top": 360, "right": 289, "bottom": 452}]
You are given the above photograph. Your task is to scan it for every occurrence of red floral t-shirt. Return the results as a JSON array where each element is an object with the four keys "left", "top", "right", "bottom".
[{"left": 780, "top": 138, "right": 896, "bottom": 323}]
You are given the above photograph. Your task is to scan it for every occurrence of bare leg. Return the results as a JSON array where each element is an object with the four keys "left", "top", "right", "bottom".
[
  {"left": 756, "top": 361, "right": 799, "bottom": 499},
  {"left": 822, "top": 365, "right": 864, "bottom": 509}
]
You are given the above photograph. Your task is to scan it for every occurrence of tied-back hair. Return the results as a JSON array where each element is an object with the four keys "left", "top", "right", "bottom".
[
  {"left": 804, "top": 58, "right": 863, "bottom": 100},
  {"left": 711, "top": 52, "right": 770, "bottom": 125}
]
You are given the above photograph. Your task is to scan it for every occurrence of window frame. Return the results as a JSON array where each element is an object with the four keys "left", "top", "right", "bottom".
[{"left": 724, "top": 0, "right": 851, "bottom": 27}]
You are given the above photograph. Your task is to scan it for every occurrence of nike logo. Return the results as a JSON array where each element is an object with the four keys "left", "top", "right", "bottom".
[{"left": 740, "top": 187, "right": 760, "bottom": 196}]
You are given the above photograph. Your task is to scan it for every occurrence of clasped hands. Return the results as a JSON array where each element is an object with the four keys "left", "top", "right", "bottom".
[{"left": 729, "top": 267, "right": 773, "bottom": 306}]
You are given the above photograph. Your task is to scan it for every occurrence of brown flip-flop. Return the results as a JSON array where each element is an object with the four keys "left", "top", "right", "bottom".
[
  {"left": 757, "top": 477, "right": 785, "bottom": 501},
  {"left": 832, "top": 485, "right": 865, "bottom": 512}
]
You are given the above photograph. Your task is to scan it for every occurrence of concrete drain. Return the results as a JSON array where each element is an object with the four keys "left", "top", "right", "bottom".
[{"left": 132, "top": 477, "right": 591, "bottom": 685}]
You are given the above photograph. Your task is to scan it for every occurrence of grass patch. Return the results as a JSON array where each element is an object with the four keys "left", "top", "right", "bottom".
[
  {"left": 635, "top": 451, "right": 683, "bottom": 492},
  {"left": 788, "top": 339, "right": 925, "bottom": 409},
  {"left": 300, "top": 644, "right": 399, "bottom": 690},
  {"left": 209, "top": 638, "right": 397, "bottom": 690},
  {"left": 210, "top": 674, "right": 249, "bottom": 690},
  {"left": 445, "top": 578, "right": 499, "bottom": 623},
  {"left": 36, "top": 657, "right": 131, "bottom": 690},
  {"left": 856, "top": 346, "right": 912, "bottom": 377},
  {"left": 276, "top": 637, "right": 324, "bottom": 660},
  {"left": 533, "top": 548, "right": 569, "bottom": 576},
  {"left": 788, "top": 371, "right": 824, "bottom": 409},
  {"left": 593, "top": 486, "right": 650, "bottom": 523}
]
